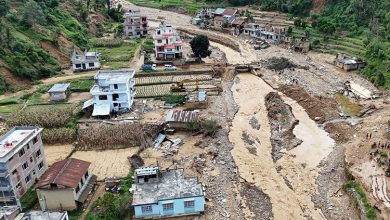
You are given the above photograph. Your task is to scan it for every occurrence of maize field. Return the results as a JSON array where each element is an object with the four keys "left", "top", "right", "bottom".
[{"left": 135, "top": 74, "right": 213, "bottom": 85}]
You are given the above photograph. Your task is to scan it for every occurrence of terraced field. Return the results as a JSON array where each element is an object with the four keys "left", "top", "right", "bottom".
[
  {"left": 135, "top": 74, "right": 213, "bottom": 85},
  {"left": 135, "top": 74, "right": 214, "bottom": 98},
  {"left": 129, "top": 0, "right": 224, "bottom": 14}
]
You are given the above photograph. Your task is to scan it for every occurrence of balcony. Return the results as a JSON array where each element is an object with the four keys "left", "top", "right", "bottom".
[
  {"left": 0, "top": 169, "right": 8, "bottom": 178},
  {"left": 0, "top": 184, "right": 11, "bottom": 191}
]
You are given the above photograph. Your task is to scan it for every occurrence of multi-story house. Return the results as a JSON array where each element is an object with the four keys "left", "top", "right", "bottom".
[
  {"left": 0, "top": 127, "right": 47, "bottom": 207},
  {"left": 131, "top": 166, "right": 205, "bottom": 219},
  {"left": 71, "top": 50, "right": 100, "bottom": 72},
  {"left": 35, "top": 158, "right": 96, "bottom": 211},
  {"left": 123, "top": 8, "right": 148, "bottom": 38},
  {"left": 83, "top": 69, "right": 136, "bottom": 116},
  {"left": 153, "top": 23, "right": 183, "bottom": 60}
]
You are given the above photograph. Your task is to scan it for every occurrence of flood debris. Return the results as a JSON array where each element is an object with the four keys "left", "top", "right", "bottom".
[{"left": 265, "top": 92, "right": 302, "bottom": 161}]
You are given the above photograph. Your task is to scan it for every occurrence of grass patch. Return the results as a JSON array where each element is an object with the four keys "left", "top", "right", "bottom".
[
  {"left": 68, "top": 207, "right": 84, "bottom": 220},
  {"left": 68, "top": 78, "right": 94, "bottom": 92},
  {"left": 20, "top": 188, "right": 38, "bottom": 211},
  {"left": 0, "top": 98, "right": 18, "bottom": 106},
  {"left": 345, "top": 180, "right": 377, "bottom": 220},
  {"left": 161, "top": 94, "right": 185, "bottom": 104},
  {"left": 93, "top": 40, "right": 141, "bottom": 68},
  {"left": 0, "top": 104, "right": 22, "bottom": 113}
]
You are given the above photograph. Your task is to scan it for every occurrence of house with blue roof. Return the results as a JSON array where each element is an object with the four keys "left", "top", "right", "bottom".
[{"left": 131, "top": 166, "right": 205, "bottom": 219}]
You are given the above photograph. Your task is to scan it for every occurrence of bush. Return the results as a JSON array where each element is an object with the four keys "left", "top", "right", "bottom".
[
  {"left": 345, "top": 181, "right": 376, "bottom": 220},
  {"left": 92, "top": 38, "right": 124, "bottom": 48},
  {"left": 161, "top": 94, "right": 185, "bottom": 104},
  {"left": 186, "top": 119, "right": 201, "bottom": 132},
  {"left": 202, "top": 119, "right": 219, "bottom": 136},
  {"left": 20, "top": 188, "right": 38, "bottom": 211}
]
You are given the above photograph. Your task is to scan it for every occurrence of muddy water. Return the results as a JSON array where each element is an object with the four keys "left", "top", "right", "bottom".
[
  {"left": 230, "top": 73, "right": 335, "bottom": 219},
  {"left": 283, "top": 96, "right": 335, "bottom": 169},
  {"left": 335, "top": 93, "right": 361, "bottom": 117}
]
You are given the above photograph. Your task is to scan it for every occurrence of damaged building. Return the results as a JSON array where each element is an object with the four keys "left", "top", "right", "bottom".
[
  {"left": 165, "top": 110, "right": 200, "bottom": 129},
  {"left": 131, "top": 166, "right": 205, "bottom": 219},
  {"left": 335, "top": 53, "right": 365, "bottom": 71}
]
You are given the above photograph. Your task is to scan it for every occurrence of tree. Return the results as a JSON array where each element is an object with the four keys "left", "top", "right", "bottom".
[
  {"left": 376, "top": 72, "right": 385, "bottom": 87},
  {"left": 22, "top": 0, "right": 47, "bottom": 27},
  {"left": 115, "top": 24, "right": 124, "bottom": 38},
  {"left": 0, "top": 0, "right": 8, "bottom": 17},
  {"left": 190, "top": 35, "right": 210, "bottom": 58},
  {"left": 287, "top": 27, "right": 293, "bottom": 36}
]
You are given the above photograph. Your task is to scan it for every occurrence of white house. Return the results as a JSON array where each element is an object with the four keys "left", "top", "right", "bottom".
[
  {"left": 83, "top": 69, "right": 136, "bottom": 116},
  {"left": 71, "top": 50, "right": 100, "bottom": 72},
  {"left": 153, "top": 23, "right": 183, "bottom": 60}
]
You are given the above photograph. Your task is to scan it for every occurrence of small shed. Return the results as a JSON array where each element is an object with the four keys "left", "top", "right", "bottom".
[{"left": 48, "top": 83, "right": 70, "bottom": 101}]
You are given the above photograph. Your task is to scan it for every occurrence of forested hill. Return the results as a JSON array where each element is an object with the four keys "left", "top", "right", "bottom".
[{"left": 0, "top": 0, "right": 122, "bottom": 93}]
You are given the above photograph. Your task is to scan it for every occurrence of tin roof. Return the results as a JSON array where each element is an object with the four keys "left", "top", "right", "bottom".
[
  {"left": 213, "top": 8, "right": 225, "bottom": 15},
  {"left": 92, "top": 103, "right": 111, "bottom": 116},
  {"left": 222, "top": 8, "right": 237, "bottom": 16},
  {"left": 165, "top": 110, "right": 199, "bottom": 123},
  {"left": 35, "top": 158, "right": 91, "bottom": 189},
  {"left": 48, "top": 83, "right": 70, "bottom": 93}
]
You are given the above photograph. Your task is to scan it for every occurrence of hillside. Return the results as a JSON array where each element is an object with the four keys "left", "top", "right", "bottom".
[{"left": 0, "top": 0, "right": 113, "bottom": 94}]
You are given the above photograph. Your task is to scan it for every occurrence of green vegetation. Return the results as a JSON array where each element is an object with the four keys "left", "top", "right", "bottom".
[
  {"left": 68, "top": 208, "right": 84, "bottom": 220},
  {"left": 161, "top": 94, "right": 186, "bottom": 104},
  {"left": 68, "top": 78, "right": 94, "bottom": 92},
  {"left": 190, "top": 35, "right": 210, "bottom": 58},
  {"left": 186, "top": 119, "right": 219, "bottom": 136},
  {"left": 20, "top": 188, "right": 38, "bottom": 211},
  {"left": 345, "top": 180, "right": 377, "bottom": 220},
  {"left": 42, "top": 127, "right": 77, "bottom": 144},
  {"left": 92, "top": 39, "right": 141, "bottom": 68},
  {"left": 86, "top": 171, "right": 133, "bottom": 220},
  {"left": 0, "top": 97, "right": 18, "bottom": 106},
  {"left": 129, "top": 0, "right": 226, "bottom": 14}
]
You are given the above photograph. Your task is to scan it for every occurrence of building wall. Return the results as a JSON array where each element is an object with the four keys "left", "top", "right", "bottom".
[
  {"left": 2, "top": 133, "right": 47, "bottom": 206},
  {"left": 49, "top": 92, "right": 67, "bottom": 101},
  {"left": 134, "top": 196, "right": 205, "bottom": 218},
  {"left": 72, "top": 61, "right": 100, "bottom": 71},
  {"left": 37, "top": 188, "right": 77, "bottom": 211}
]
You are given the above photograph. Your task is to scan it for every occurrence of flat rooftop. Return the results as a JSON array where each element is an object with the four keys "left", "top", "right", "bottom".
[
  {"left": 48, "top": 83, "right": 70, "bottom": 93},
  {"left": 15, "top": 211, "right": 67, "bottom": 220},
  {"left": 132, "top": 168, "right": 204, "bottom": 206},
  {"left": 0, "top": 127, "right": 42, "bottom": 161},
  {"left": 95, "top": 69, "right": 135, "bottom": 83}
]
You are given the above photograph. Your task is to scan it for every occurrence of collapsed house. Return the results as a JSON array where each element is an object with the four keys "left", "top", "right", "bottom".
[
  {"left": 335, "top": 53, "right": 365, "bottom": 71},
  {"left": 131, "top": 166, "right": 205, "bottom": 219},
  {"left": 0, "top": 127, "right": 47, "bottom": 207},
  {"left": 83, "top": 69, "right": 136, "bottom": 117},
  {"left": 123, "top": 8, "right": 148, "bottom": 38},
  {"left": 291, "top": 36, "right": 310, "bottom": 53},
  {"left": 165, "top": 110, "right": 200, "bottom": 129},
  {"left": 71, "top": 50, "right": 100, "bottom": 72},
  {"left": 48, "top": 83, "right": 70, "bottom": 102},
  {"left": 35, "top": 158, "right": 97, "bottom": 211},
  {"left": 244, "top": 23, "right": 287, "bottom": 43}
]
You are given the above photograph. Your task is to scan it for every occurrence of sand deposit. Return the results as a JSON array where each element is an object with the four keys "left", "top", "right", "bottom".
[
  {"left": 44, "top": 144, "right": 74, "bottom": 165},
  {"left": 71, "top": 147, "right": 139, "bottom": 180}
]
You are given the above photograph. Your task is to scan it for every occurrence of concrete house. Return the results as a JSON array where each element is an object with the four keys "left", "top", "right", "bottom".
[
  {"left": 153, "top": 23, "right": 183, "bottom": 60},
  {"left": 83, "top": 69, "right": 136, "bottom": 117},
  {"left": 244, "top": 23, "right": 260, "bottom": 37},
  {"left": 0, "top": 127, "right": 47, "bottom": 207},
  {"left": 213, "top": 8, "right": 237, "bottom": 28},
  {"left": 124, "top": 8, "right": 148, "bottom": 38},
  {"left": 335, "top": 53, "right": 365, "bottom": 71},
  {"left": 165, "top": 110, "right": 200, "bottom": 130},
  {"left": 131, "top": 166, "right": 205, "bottom": 219},
  {"left": 71, "top": 50, "right": 100, "bottom": 72},
  {"left": 48, "top": 83, "right": 70, "bottom": 102},
  {"left": 35, "top": 158, "right": 96, "bottom": 211},
  {"left": 257, "top": 25, "right": 286, "bottom": 43}
]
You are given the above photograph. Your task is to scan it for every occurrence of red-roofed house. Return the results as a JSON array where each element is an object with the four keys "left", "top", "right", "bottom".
[
  {"left": 35, "top": 158, "right": 97, "bottom": 211},
  {"left": 213, "top": 8, "right": 238, "bottom": 28},
  {"left": 153, "top": 23, "right": 183, "bottom": 60}
]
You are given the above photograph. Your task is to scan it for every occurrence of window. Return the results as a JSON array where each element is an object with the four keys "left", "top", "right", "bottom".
[
  {"left": 80, "top": 178, "right": 84, "bottom": 186},
  {"left": 22, "top": 162, "right": 29, "bottom": 170},
  {"left": 85, "top": 171, "right": 89, "bottom": 179},
  {"left": 16, "top": 183, "right": 21, "bottom": 189},
  {"left": 89, "top": 63, "right": 95, "bottom": 67},
  {"left": 27, "top": 144, "right": 30, "bottom": 150},
  {"left": 99, "top": 95, "right": 107, "bottom": 100},
  {"left": 11, "top": 170, "right": 17, "bottom": 175},
  {"left": 141, "top": 205, "right": 152, "bottom": 213},
  {"left": 184, "top": 200, "right": 195, "bottom": 208},
  {"left": 76, "top": 185, "right": 80, "bottom": 193},
  {"left": 30, "top": 157, "right": 33, "bottom": 163},
  {"left": 113, "top": 94, "right": 119, "bottom": 101},
  {"left": 114, "top": 84, "right": 118, "bottom": 89},
  {"left": 157, "top": 40, "right": 162, "bottom": 43},
  {"left": 162, "top": 203, "right": 174, "bottom": 211},
  {"left": 32, "top": 169, "right": 36, "bottom": 175},
  {"left": 18, "top": 148, "right": 25, "bottom": 157},
  {"left": 38, "top": 162, "right": 44, "bottom": 170},
  {"left": 25, "top": 174, "right": 31, "bottom": 184},
  {"left": 75, "top": 64, "right": 82, "bottom": 68},
  {"left": 36, "top": 149, "right": 41, "bottom": 158},
  {"left": 33, "top": 137, "right": 38, "bottom": 144}
]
